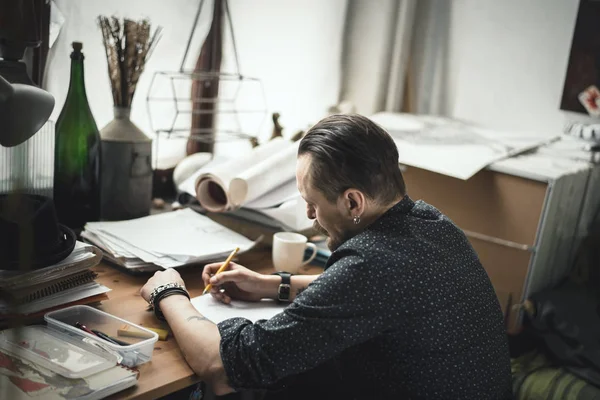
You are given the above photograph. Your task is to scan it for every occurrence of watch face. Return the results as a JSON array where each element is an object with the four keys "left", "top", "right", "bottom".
[{"left": 278, "top": 283, "right": 291, "bottom": 301}]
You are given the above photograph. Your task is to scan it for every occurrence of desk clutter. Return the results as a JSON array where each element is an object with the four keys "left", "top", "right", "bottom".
[
  {"left": 0, "top": 305, "right": 158, "bottom": 399},
  {"left": 0, "top": 242, "right": 108, "bottom": 322},
  {"left": 82, "top": 208, "right": 256, "bottom": 272}
]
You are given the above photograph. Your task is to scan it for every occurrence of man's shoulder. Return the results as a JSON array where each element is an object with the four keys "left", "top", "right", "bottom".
[
  {"left": 327, "top": 234, "right": 412, "bottom": 272},
  {"left": 409, "top": 199, "right": 445, "bottom": 220}
]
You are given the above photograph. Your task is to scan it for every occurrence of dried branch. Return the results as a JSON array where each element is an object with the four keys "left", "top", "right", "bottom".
[{"left": 97, "top": 15, "right": 162, "bottom": 108}]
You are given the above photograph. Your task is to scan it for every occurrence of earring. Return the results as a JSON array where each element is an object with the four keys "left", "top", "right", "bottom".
[{"left": 353, "top": 215, "right": 361, "bottom": 225}]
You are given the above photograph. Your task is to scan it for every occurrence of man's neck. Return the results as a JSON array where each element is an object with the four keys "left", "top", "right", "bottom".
[{"left": 359, "top": 195, "right": 405, "bottom": 228}]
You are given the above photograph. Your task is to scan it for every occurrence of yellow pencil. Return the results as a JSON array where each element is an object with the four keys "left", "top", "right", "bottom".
[{"left": 202, "top": 247, "right": 240, "bottom": 295}]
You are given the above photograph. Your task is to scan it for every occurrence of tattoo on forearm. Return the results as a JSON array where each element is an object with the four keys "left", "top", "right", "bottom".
[
  {"left": 186, "top": 315, "right": 212, "bottom": 324},
  {"left": 296, "top": 286, "right": 307, "bottom": 296}
]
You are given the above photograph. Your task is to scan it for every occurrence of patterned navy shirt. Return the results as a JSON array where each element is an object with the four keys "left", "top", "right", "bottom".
[{"left": 218, "top": 196, "right": 512, "bottom": 399}]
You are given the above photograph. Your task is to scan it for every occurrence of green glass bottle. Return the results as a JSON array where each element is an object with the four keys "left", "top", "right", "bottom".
[{"left": 53, "top": 42, "right": 101, "bottom": 231}]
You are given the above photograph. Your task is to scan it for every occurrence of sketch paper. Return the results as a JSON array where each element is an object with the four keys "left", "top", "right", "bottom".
[
  {"left": 243, "top": 179, "right": 300, "bottom": 209},
  {"left": 191, "top": 295, "right": 286, "bottom": 324},
  {"left": 370, "top": 112, "right": 557, "bottom": 180}
]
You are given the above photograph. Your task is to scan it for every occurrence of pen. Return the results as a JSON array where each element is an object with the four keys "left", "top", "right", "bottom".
[
  {"left": 202, "top": 247, "right": 240, "bottom": 295},
  {"left": 91, "top": 329, "right": 130, "bottom": 346},
  {"left": 75, "top": 322, "right": 97, "bottom": 336}
]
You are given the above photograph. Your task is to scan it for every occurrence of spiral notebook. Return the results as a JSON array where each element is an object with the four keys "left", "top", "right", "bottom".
[
  {"left": 3, "top": 270, "right": 98, "bottom": 305},
  {"left": 2, "top": 283, "right": 111, "bottom": 316}
]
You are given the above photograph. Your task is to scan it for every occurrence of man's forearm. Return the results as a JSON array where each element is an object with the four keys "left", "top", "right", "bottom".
[{"left": 159, "top": 295, "right": 233, "bottom": 395}]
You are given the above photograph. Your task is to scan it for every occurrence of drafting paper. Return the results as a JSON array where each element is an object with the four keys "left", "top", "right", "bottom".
[
  {"left": 191, "top": 295, "right": 286, "bottom": 324},
  {"left": 371, "top": 112, "right": 557, "bottom": 180}
]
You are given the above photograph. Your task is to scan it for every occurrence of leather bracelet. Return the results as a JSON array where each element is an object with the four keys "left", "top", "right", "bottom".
[{"left": 153, "top": 287, "right": 190, "bottom": 321}]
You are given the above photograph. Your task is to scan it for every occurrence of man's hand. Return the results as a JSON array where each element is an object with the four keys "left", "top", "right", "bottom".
[
  {"left": 140, "top": 269, "right": 186, "bottom": 303},
  {"left": 202, "top": 261, "right": 279, "bottom": 304}
]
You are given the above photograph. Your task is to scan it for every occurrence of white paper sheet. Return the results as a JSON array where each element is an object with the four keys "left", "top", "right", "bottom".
[
  {"left": 242, "top": 179, "right": 300, "bottom": 209},
  {"left": 190, "top": 295, "right": 286, "bottom": 324},
  {"left": 371, "top": 112, "right": 557, "bottom": 180},
  {"left": 259, "top": 197, "right": 313, "bottom": 232}
]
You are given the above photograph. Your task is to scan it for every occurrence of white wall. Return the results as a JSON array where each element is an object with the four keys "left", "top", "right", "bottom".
[
  {"left": 46, "top": 0, "right": 347, "bottom": 168},
  {"left": 45, "top": 0, "right": 584, "bottom": 162},
  {"left": 447, "top": 0, "right": 589, "bottom": 136}
]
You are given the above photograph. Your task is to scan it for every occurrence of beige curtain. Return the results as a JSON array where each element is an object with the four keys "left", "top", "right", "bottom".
[{"left": 337, "top": 0, "right": 452, "bottom": 116}]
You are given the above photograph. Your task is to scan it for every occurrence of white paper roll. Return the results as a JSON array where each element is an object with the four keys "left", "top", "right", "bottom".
[{"left": 195, "top": 138, "right": 297, "bottom": 212}]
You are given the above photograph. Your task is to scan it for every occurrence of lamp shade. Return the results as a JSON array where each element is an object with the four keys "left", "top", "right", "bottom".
[{"left": 0, "top": 74, "right": 54, "bottom": 147}]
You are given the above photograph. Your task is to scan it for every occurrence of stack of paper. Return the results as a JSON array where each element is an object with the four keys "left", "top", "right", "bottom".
[
  {"left": 0, "top": 242, "right": 110, "bottom": 317},
  {"left": 82, "top": 209, "right": 257, "bottom": 271}
]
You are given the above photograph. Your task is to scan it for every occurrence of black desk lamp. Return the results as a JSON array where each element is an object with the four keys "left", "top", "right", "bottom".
[
  {"left": 0, "top": 0, "right": 55, "bottom": 148},
  {"left": 0, "top": 73, "right": 55, "bottom": 147}
]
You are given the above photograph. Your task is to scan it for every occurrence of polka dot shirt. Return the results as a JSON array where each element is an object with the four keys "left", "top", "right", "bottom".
[{"left": 218, "top": 196, "right": 513, "bottom": 399}]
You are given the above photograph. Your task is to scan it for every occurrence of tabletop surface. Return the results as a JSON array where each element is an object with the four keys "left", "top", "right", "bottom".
[{"left": 97, "top": 248, "right": 324, "bottom": 400}]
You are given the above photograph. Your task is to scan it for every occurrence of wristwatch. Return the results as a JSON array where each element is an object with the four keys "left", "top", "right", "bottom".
[{"left": 272, "top": 271, "right": 292, "bottom": 302}]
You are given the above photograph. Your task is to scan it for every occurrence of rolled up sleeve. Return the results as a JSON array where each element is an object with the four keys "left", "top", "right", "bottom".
[{"left": 217, "top": 251, "right": 398, "bottom": 390}]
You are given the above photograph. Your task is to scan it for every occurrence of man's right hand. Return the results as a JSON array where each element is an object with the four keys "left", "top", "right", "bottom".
[{"left": 201, "top": 261, "right": 280, "bottom": 304}]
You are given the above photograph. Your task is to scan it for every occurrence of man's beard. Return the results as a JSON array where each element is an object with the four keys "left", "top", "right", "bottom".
[
  {"left": 313, "top": 220, "right": 346, "bottom": 251},
  {"left": 313, "top": 220, "right": 328, "bottom": 236}
]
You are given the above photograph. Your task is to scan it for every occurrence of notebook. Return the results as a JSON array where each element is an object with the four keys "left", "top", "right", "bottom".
[
  {"left": 0, "top": 293, "right": 109, "bottom": 327},
  {"left": 0, "top": 283, "right": 111, "bottom": 316},
  {"left": 2, "top": 270, "right": 98, "bottom": 305},
  {"left": 0, "top": 348, "right": 138, "bottom": 400}
]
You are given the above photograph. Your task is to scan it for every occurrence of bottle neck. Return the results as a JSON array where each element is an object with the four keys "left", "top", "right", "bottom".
[{"left": 66, "top": 57, "right": 89, "bottom": 102}]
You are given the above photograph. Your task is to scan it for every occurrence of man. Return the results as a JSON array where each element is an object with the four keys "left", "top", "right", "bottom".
[{"left": 141, "top": 114, "right": 513, "bottom": 399}]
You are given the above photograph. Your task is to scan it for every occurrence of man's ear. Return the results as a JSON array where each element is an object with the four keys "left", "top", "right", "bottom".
[{"left": 339, "top": 188, "right": 366, "bottom": 218}]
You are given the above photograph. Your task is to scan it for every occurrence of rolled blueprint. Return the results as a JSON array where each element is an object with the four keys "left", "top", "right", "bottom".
[{"left": 195, "top": 138, "right": 299, "bottom": 212}]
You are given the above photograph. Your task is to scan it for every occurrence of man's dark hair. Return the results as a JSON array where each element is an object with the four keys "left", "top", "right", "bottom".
[{"left": 298, "top": 114, "right": 406, "bottom": 204}]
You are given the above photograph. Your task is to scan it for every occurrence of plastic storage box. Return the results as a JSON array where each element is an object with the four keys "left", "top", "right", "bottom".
[
  {"left": 45, "top": 305, "right": 159, "bottom": 367},
  {"left": 0, "top": 325, "right": 118, "bottom": 378}
]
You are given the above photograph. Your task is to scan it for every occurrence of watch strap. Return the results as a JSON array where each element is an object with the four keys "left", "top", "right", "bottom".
[{"left": 272, "top": 271, "right": 292, "bottom": 302}]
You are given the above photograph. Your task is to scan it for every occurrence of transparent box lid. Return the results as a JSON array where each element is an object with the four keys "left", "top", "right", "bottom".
[{"left": 0, "top": 325, "right": 117, "bottom": 379}]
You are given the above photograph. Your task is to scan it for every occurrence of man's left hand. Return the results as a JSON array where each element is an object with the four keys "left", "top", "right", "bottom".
[{"left": 140, "top": 269, "right": 186, "bottom": 303}]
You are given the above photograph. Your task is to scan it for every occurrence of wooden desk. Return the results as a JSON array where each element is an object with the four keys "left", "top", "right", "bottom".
[{"left": 95, "top": 249, "right": 323, "bottom": 400}]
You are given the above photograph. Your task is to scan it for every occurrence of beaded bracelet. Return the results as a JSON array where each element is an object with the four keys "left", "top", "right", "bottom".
[{"left": 149, "top": 282, "right": 185, "bottom": 305}]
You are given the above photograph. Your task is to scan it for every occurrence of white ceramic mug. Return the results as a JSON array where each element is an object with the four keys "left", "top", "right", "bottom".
[{"left": 272, "top": 232, "right": 317, "bottom": 274}]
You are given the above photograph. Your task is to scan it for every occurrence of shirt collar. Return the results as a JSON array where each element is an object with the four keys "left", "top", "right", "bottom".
[
  {"left": 365, "top": 194, "right": 414, "bottom": 230},
  {"left": 385, "top": 194, "right": 415, "bottom": 216}
]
